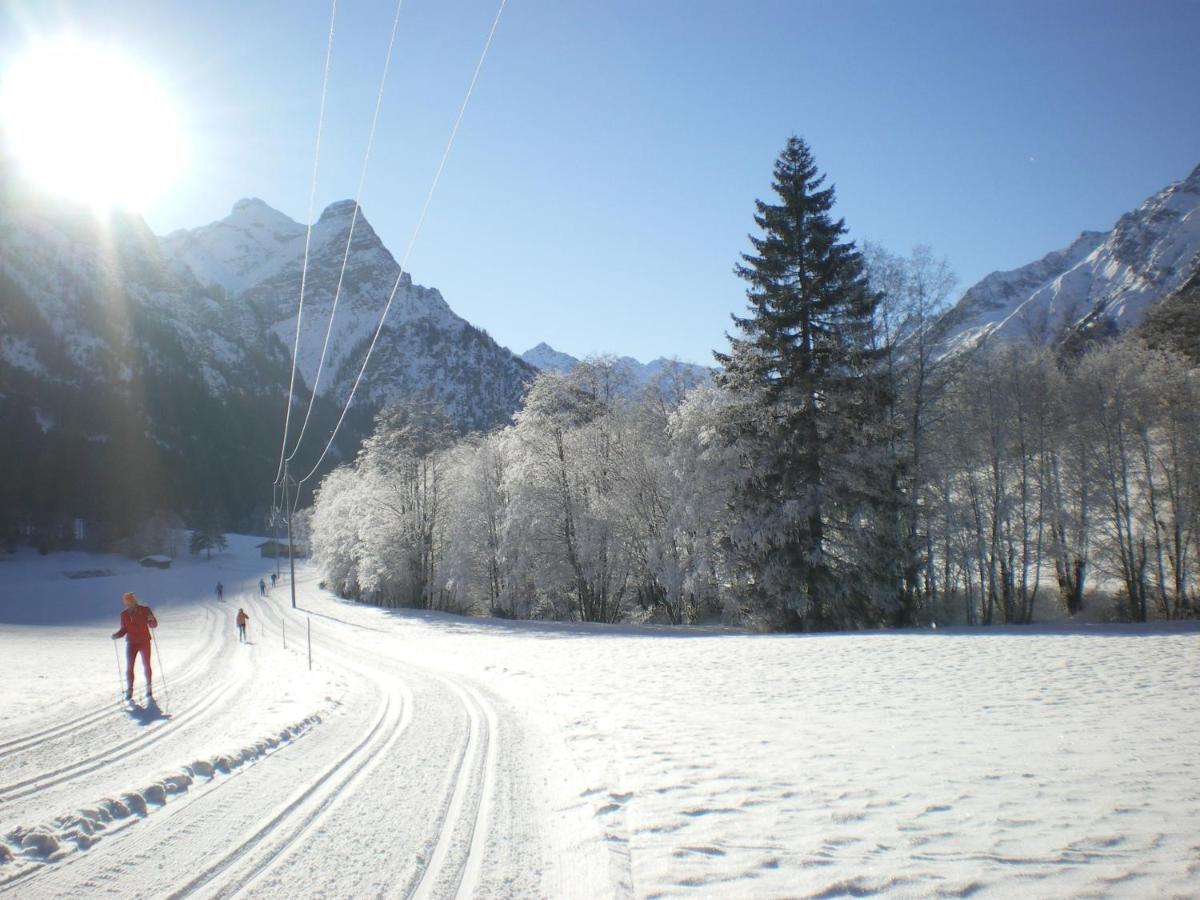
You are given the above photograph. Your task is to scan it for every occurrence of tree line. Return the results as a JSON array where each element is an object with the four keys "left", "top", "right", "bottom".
[{"left": 310, "top": 137, "right": 1200, "bottom": 629}]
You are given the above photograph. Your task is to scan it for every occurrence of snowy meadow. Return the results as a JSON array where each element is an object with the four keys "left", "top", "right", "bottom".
[{"left": 2, "top": 541, "right": 1197, "bottom": 897}]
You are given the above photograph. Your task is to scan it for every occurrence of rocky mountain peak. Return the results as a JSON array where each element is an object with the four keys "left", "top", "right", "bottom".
[
  {"left": 318, "top": 199, "right": 361, "bottom": 223},
  {"left": 937, "top": 161, "right": 1200, "bottom": 354}
]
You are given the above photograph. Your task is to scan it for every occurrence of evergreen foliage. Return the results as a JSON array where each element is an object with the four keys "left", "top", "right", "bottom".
[
  {"left": 715, "top": 137, "right": 897, "bottom": 628},
  {"left": 188, "top": 510, "right": 228, "bottom": 560}
]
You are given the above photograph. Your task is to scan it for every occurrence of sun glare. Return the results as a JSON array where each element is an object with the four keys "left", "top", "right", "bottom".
[{"left": 0, "top": 40, "right": 185, "bottom": 212}]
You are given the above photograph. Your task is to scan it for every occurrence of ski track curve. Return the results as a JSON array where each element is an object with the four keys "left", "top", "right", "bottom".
[
  {"left": 1, "top": 560, "right": 608, "bottom": 899},
  {"left": 409, "top": 678, "right": 497, "bottom": 900}
]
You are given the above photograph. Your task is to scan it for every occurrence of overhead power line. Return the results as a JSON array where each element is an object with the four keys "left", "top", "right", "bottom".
[
  {"left": 283, "top": 0, "right": 407, "bottom": 470},
  {"left": 296, "top": 0, "right": 509, "bottom": 490},
  {"left": 273, "top": 0, "right": 339, "bottom": 487}
]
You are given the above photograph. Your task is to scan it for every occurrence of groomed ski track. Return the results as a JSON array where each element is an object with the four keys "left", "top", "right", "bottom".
[{"left": 0, "top": 543, "right": 618, "bottom": 898}]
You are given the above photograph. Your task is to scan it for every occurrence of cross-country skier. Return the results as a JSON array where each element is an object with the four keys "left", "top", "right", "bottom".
[
  {"left": 259, "top": 578, "right": 266, "bottom": 596},
  {"left": 236, "top": 608, "right": 249, "bottom": 642},
  {"left": 112, "top": 592, "right": 157, "bottom": 700},
  {"left": 216, "top": 581, "right": 224, "bottom": 600},
  {"left": 271, "top": 572, "right": 277, "bottom": 588}
]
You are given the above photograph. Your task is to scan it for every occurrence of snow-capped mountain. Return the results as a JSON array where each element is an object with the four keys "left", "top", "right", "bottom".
[
  {"left": 939, "top": 162, "right": 1200, "bottom": 352},
  {"left": 0, "top": 175, "right": 534, "bottom": 534},
  {"left": 521, "top": 342, "right": 580, "bottom": 374},
  {"left": 520, "top": 342, "right": 713, "bottom": 386},
  {"left": 163, "top": 198, "right": 534, "bottom": 430}
]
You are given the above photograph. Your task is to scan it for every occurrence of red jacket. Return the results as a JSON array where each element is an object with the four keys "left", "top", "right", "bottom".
[{"left": 114, "top": 605, "right": 157, "bottom": 643}]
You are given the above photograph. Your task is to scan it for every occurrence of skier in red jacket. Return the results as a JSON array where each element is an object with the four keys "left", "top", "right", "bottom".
[{"left": 112, "top": 591, "right": 158, "bottom": 700}]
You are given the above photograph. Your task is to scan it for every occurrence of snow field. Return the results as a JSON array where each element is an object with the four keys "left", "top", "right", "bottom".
[
  {"left": 1, "top": 538, "right": 616, "bottom": 898},
  {"left": 293, "top": 597, "right": 1200, "bottom": 898},
  {"left": 2, "top": 537, "right": 1198, "bottom": 897}
]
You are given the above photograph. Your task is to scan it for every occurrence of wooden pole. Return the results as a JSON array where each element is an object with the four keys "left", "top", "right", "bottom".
[{"left": 284, "top": 466, "right": 297, "bottom": 610}]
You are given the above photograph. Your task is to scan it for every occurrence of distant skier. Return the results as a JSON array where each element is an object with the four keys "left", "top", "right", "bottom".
[
  {"left": 112, "top": 592, "right": 158, "bottom": 701},
  {"left": 236, "top": 608, "right": 249, "bottom": 642},
  {"left": 259, "top": 578, "right": 266, "bottom": 596},
  {"left": 271, "top": 572, "right": 277, "bottom": 588},
  {"left": 216, "top": 582, "right": 224, "bottom": 600}
]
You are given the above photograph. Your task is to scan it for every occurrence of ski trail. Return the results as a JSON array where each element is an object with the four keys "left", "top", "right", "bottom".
[
  {"left": 0, "top": 608, "right": 220, "bottom": 761},
  {"left": 0, "top": 625, "right": 250, "bottom": 806},
  {"left": 165, "top": 692, "right": 398, "bottom": 899},
  {"left": 409, "top": 677, "right": 496, "bottom": 900},
  {"left": 0, "top": 714, "right": 324, "bottom": 895},
  {"left": 456, "top": 683, "right": 500, "bottom": 898},
  {"left": 217, "top": 676, "right": 415, "bottom": 899}
]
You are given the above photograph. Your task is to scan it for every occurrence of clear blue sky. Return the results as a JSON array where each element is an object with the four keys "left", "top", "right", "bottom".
[{"left": 3, "top": 0, "right": 1199, "bottom": 365}]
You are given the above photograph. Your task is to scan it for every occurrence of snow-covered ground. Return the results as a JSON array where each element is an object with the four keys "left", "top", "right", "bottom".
[{"left": 1, "top": 537, "right": 1197, "bottom": 898}]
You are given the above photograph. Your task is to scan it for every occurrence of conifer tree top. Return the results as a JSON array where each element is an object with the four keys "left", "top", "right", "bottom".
[{"left": 716, "top": 136, "right": 877, "bottom": 391}]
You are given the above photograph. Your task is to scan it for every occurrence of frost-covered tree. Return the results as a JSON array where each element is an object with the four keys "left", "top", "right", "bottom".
[
  {"left": 507, "top": 360, "right": 634, "bottom": 622},
  {"left": 1075, "top": 343, "right": 1200, "bottom": 621},
  {"left": 311, "top": 467, "right": 366, "bottom": 599},
  {"left": 864, "top": 244, "right": 959, "bottom": 624},
  {"left": 440, "top": 431, "right": 518, "bottom": 616},
  {"left": 355, "top": 401, "right": 458, "bottom": 609},
  {"left": 716, "top": 136, "right": 895, "bottom": 628}
]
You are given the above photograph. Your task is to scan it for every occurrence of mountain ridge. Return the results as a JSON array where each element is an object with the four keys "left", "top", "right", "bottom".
[{"left": 938, "top": 162, "right": 1200, "bottom": 353}]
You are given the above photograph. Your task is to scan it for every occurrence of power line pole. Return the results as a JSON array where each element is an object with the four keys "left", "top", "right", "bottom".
[
  {"left": 284, "top": 464, "right": 297, "bottom": 610},
  {"left": 272, "top": 490, "right": 281, "bottom": 582}
]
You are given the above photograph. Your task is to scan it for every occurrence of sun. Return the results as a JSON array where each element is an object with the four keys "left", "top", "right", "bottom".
[{"left": 0, "top": 39, "right": 186, "bottom": 212}]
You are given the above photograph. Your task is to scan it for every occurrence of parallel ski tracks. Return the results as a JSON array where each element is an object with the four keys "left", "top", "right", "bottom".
[
  {"left": 0, "top": 607, "right": 221, "bottom": 763},
  {"left": 234, "top": 593, "right": 504, "bottom": 899},
  {"left": 0, "top": 658, "right": 251, "bottom": 807},
  {"left": 408, "top": 678, "right": 500, "bottom": 900},
  {"left": 0, "top": 610, "right": 248, "bottom": 808},
  {"left": 184, "top": 596, "right": 417, "bottom": 899},
  {"left": 174, "top": 679, "right": 413, "bottom": 900},
  {"left": 1, "top": 590, "right": 505, "bottom": 900}
]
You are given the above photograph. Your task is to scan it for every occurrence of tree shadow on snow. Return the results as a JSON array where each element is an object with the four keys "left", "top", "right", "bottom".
[{"left": 324, "top": 597, "right": 1200, "bottom": 643}]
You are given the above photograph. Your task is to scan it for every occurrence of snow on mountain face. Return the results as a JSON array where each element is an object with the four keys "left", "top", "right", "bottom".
[
  {"left": 0, "top": 181, "right": 261, "bottom": 398},
  {"left": 162, "top": 198, "right": 533, "bottom": 430},
  {"left": 939, "top": 163, "right": 1200, "bottom": 353},
  {"left": 521, "top": 342, "right": 579, "bottom": 373},
  {"left": 160, "top": 198, "right": 306, "bottom": 295},
  {"left": 520, "top": 343, "right": 714, "bottom": 386}
]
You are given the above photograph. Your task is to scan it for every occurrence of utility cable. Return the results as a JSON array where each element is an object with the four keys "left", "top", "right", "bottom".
[
  {"left": 296, "top": 0, "right": 508, "bottom": 490},
  {"left": 274, "top": 0, "right": 339, "bottom": 486},
  {"left": 284, "top": 0, "right": 407, "bottom": 467}
]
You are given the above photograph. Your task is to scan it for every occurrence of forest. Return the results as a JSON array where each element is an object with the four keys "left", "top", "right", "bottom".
[{"left": 311, "top": 138, "right": 1200, "bottom": 630}]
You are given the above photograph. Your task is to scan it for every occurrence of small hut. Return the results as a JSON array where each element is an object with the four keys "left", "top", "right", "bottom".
[{"left": 257, "top": 540, "right": 308, "bottom": 559}]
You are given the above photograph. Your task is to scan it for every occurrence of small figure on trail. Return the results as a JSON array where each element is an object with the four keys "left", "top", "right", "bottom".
[
  {"left": 112, "top": 592, "right": 158, "bottom": 701},
  {"left": 236, "top": 608, "right": 249, "bottom": 643},
  {"left": 216, "top": 582, "right": 224, "bottom": 600},
  {"left": 259, "top": 578, "right": 266, "bottom": 596},
  {"left": 271, "top": 572, "right": 277, "bottom": 588}
]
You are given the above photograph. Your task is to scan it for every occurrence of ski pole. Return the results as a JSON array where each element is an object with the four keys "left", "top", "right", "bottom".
[
  {"left": 152, "top": 629, "right": 171, "bottom": 714},
  {"left": 112, "top": 638, "right": 125, "bottom": 702}
]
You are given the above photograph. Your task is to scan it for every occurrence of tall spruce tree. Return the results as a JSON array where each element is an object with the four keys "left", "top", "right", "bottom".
[{"left": 716, "top": 137, "right": 898, "bottom": 629}]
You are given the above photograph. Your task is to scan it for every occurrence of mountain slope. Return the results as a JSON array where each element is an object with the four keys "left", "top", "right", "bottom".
[
  {"left": 938, "top": 163, "right": 1200, "bottom": 353},
  {"left": 164, "top": 199, "right": 535, "bottom": 432},
  {"left": 0, "top": 174, "right": 364, "bottom": 538},
  {"left": 1135, "top": 269, "right": 1200, "bottom": 363}
]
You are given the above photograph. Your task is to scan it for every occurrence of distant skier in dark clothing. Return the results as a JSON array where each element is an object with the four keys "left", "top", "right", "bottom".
[
  {"left": 112, "top": 592, "right": 158, "bottom": 700},
  {"left": 259, "top": 578, "right": 266, "bottom": 596},
  {"left": 236, "top": 608, "right": 249, "bottom": 642},
  {"left": 271, "top": 572, "right": 277, "bottom": 588},
  {"left": 216, "top": 582, "right": 224, "bottom": 600}
]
